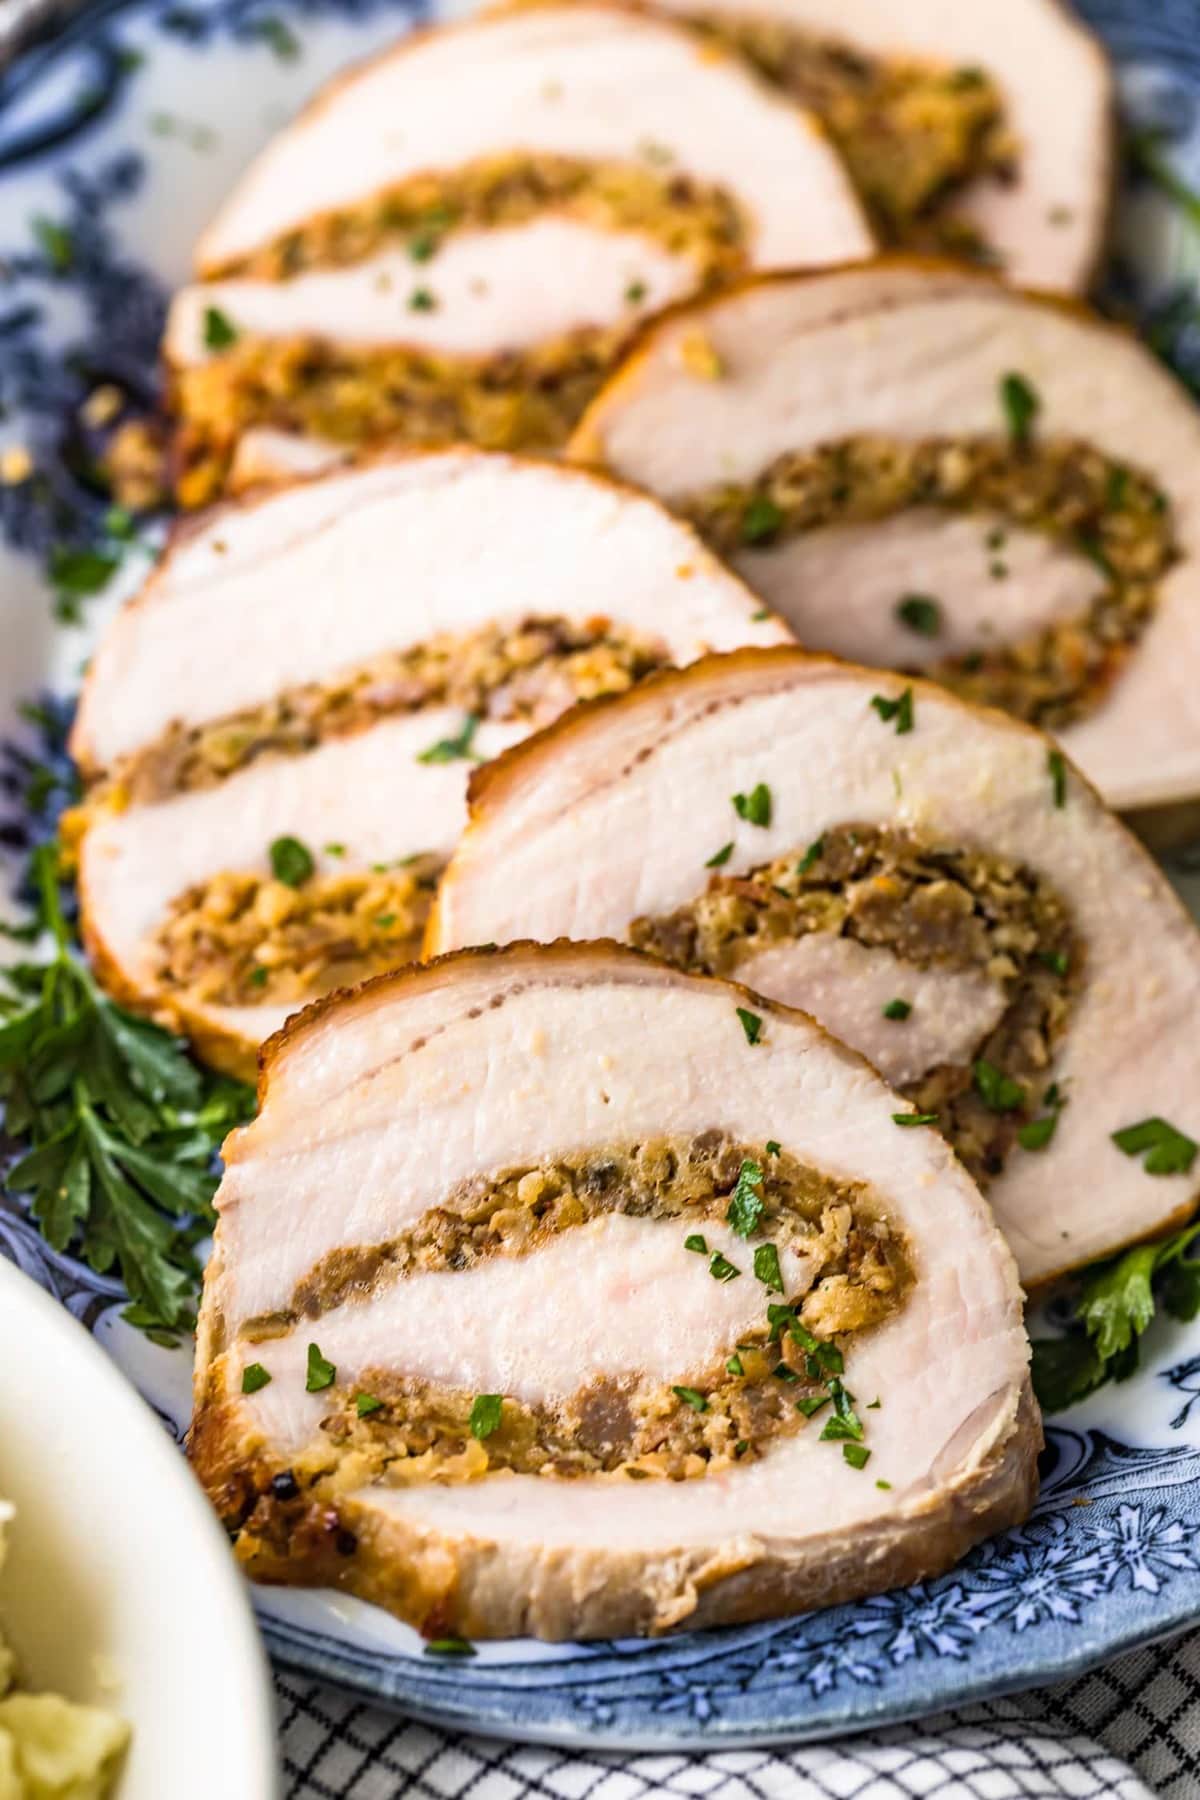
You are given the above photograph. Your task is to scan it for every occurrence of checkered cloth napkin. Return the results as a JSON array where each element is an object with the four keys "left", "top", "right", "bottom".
[{"left": 275, "top": 1626, "right": 1200, "bottom": 1798}]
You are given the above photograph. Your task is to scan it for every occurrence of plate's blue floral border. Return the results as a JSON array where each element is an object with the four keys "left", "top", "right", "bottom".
[{"left": 3, "top": 0, "right": 1200, "bottom": 1747}]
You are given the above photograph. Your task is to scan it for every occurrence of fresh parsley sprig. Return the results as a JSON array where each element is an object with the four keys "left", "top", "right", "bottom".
[
  {"left": 0, "top": 845, "right": 253, "bottom": 1339},
  {"left": 1031, "top": 1218, "right": 1200, "bottom": 1413}
]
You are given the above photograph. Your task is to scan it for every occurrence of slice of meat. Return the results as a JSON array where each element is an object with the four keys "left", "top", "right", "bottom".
[
  {"left": 567, "top": 261, "right": 1200, "bottom": 822},
  {"left": 645, "top": 0, "right": 1113, "bottom": 289},
  {"left": 167, "top": 4, "right": 872, "bottom": 504},
  {"left": 70, "top": 449, "right": 790, "bottom": 1078},
  {"left": 190, "top": 940, "right": 1037, "bottom": 1640},
  {"left": 430, "top": 647, "right": 1200, "bottom": 1288}
]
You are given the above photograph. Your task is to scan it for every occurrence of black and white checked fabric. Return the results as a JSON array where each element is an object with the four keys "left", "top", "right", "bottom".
[{"left": 275, "top": 1626, "right": 1200, "bottom": 1799}]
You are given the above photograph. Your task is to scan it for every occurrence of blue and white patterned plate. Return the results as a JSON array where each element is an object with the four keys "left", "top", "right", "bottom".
[{"left": 3, "top": 0, "right": 1200, "bottom": 1750}]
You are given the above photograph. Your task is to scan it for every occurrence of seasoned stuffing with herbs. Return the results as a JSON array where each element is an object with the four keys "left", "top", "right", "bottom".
[
  {"left": 630, "top": 825, "right": 1081, "bottom": 1186},
  {"left": 175, "top": 152, "right": 749, "bottom": 504},
  {"left": 682, "top": 435, "right": 1175, "bottom": 729},
  {"left": 695, "top": 19, "right": 1015, "bottom": 253},
  {"left": 223, "top": 1133, "right": 907, "bottom": 1531},
  {"left": 153, "top": 856, "right": 443, "bottom": 1007},
  {"left": 83, "top": 614, "right": 671, "bottom": 808}
]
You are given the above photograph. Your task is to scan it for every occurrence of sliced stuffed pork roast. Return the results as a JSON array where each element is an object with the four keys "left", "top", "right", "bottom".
[
  {"left": 68, "top": 450, "right": 789, "bottom": 1079},
  {"left": 165, "top": 3, "right": 872, "bottom": 506},
  {"left": 191, "top": 940, "right": 1037, "bottom": 1640},
  {"left": 568, "top": 261, "right": 1200, "bottom": 821},
  {"left": 430, "top": 649, "right": 1200, "bottom": 1288},
  {"left": 642, "top": 0, "right": 1113, "bottom": 288}
]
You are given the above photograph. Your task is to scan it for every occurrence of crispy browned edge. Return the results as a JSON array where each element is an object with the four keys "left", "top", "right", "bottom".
[
  {"left": 70, "top": 444, "right": 778, "bottom": 1080},
  {"left": 189, "top": 935, "right": 1040, "bottom": 1640},
  {"left": 425, "top": 644, "right": 1200, "bottom": 1288}
]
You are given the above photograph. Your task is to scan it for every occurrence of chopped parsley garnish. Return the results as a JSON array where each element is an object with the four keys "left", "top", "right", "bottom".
[
  {"left": 870, "top": 687, "right": 914, "bottom": 734},
  {"left": 424, "top": 1637, "right": 476, "bottom": 1658},
  {"left": 355, "top": 1393, "right": 384, "bottom": 1417},
  {"left": 734, "top": 1440, "right": 749, "bottom": 1457},
  {"left": 1031, "top": 1218, "right": 1200, "bottom": 1412},
  {"left": 32, "top": 214, "right": 74, "bottom": 273},
  {"left": 1107, "top": 466, "right": 1130, "bottom": 511},
  {"left": 709, "top": 1250, "right": 741, "bottom": 1282},
  {"left": 1048, "top": 747, "right": 1068, "bottom": 809},
  {"left": 49, "top": 546, "right": 120, "bottom": 622},
  {"left": 765, "top": 1140, "right": 781, "bottom": 1156},
  {"left": 253, "top": 15, "right": 300, "bottom": 60},
  {"left": 0, "top": 845, "right": 255, "bottom": 1338},
  {"left": 726, "top": 1353, "right": 744, "bottom": 1376},
  {"left": 726, "top": 1158, "right": 765, "bottom": 1237},
  {"left": 241, "top": 1363, "right": 271, "bottom": 1394},
  {"left": 732, "top": 783, "right": 772, "bottom": 827},
  {"left": 796, "top": 838, "right": 824, "bottom": 876},
  {"left": 673, "top": 1385, "right": 708, "bottom": 1412},
  {"left": 842, "top": 1443, "right": 871, "bottom": 1470},
  {"left": 625, "top": 280, "right": 647, "bottom": 304},
  {"left": 417, "top": 713, "right": 482, "bottom": 764},
  {"left": 1000, "top": 371, "right": 1040, "bottom": 446},
  {"left": 409, "top": 231, "right": 438, "bottom": 263},
  {"left": 1017, "top": 1112, "right": 1059, "bottom": 1152},
  {"left": 882, "top": 998, "right": 911, "bottom": 1021},
  {"left": 408, "top": 287, "right": 437, "bottom": 312},
  {"left": 741, "top": 495, "right": 784, "bottom": 545},
  {"left": 736, "top": 1007, "right": 763, "bottom": 1046},
  {"left": 973, "top": 1059, "right": 1025, "bottom": 1113},
  {"left": 1112, "top": 1117, "right": 1198, "bottom": 1176},
  {"left": 269, "top": 835, "right": 315, "bottom": 887},
  {"left": 771, "top": 1360, "right": 799, "bottom": 1383},
  {"left": 203, "top": 305, "right": 239, "bottom": 350},
  {"left": 894, "top": 594, "right": 942, "bottom": 637},
  {"left": 892, "top": 1110, "right": 938, "bottom": 1127},
  {"left": 1038, "top": 948, "right": 1069, "bottom": 976},
  {"left": 469, "top": 1394, "right": 504, "bottom": 1440},
  {"left": 323, "top": 842, "right": 346, "bottom": 857},
  {"left": 684, "top": 1233, "right": 708, "bottom": 1254},
  {"left": 753, "top": 1243, "right": 783, "bottom": 1292},
  {"left": 305, "top": 1343, "right": 336, "bottom": 1392},
  {"left": 876, "top": 1478, "right": 892, "bottom": 1490},
  {"left": 705, "top": 842, "right": 734, "bottom": 868},
  {"left": 796, "top": 1394, "right": 829, "bottom": 1418}
]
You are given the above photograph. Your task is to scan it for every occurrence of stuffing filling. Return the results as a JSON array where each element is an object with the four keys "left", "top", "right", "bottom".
[
  {"left": 630, "top": 825, "right": 1080, "bottom": 1187},
  {"left": 153, "top": 857, "right": 443, "bottom": 1008},
  {"left": 694, "top": 19, "right": 1015, "bottom": 254},
  {"left": 174, "top": 153, "right": 749, "bottom": 504},
  {"left": 216, "top": 1132, "right": 909, "bottom": 1544},
  {"left": 682, "top": 436, "right": 1174, "bottom": 730},
  {"left": 87, "top": 614, "right": 671, "bottom": 809}
]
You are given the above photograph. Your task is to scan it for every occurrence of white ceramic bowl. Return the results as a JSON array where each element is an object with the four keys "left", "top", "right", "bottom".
[{"left": 0, "top": 1258, "right": 278, "bottom": 1798}]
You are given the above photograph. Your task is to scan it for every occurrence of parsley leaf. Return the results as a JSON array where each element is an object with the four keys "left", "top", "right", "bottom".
[
  {"left": 842, "top": 1443, "right": 871, "bottom": 1469},
  {"left": 895, "top": 594, "right": 941, "bottom": 637},
  {"left": 732, "top": 783, "right": 771, "bottom": 827},
  {"left": 203, "top": 305, "right": 239, "bottom": 350},
  {"left": 269, "top": 834, "right": 315, "bottom": 887},
  {"left": 673, "top": 1385, "right": 708, "bottom": 1412},
  {"left": 882, "top": 998, "right": 911, "bottom": 1021},
  {"left": 424, "top": 1637, "right": 476, "bottom": 1657},
  {"left": 684, "top": 1232, "right": 708, "bottom": 1254},
  {"left": 893, "top": 1110, "right": 938, "bottom": 1128},
  {"left": 242, "top": 1363, "right": 271, "bottom": 1394},
  {"left": 973, "top": 1059, "right": 1025, "bottom": 1113},
  {"left": 469, "top": 1394, "right": 503, "bottom": 1440},
  {"left": 753, "top": 1242, "right": 784, "bottom": 1292},
  {"left": 765, "top": 1140, "right": 781, "bottom": 1156},
  {"left": 870, "top": 687, "right": 914, "bottom": 734},
  {"left": 709, "top": 1249, "right": 741, "bottom": 1282},
  {"left": 0, "top": 846, "right": 254, "bottom": 1337},
  {"left": 1112, "top": 1117, "right": 1198, "bottom": 1176},
  {"left": 356, "top": 1393, "right": 384, "bottom": 1417},
  {"left": 796, "top": 838, "right": 824, "bottom": 876},
  {"left": 736, "top": 1007, "right": 763, "bottom": 1045},
  {"left": 417, "top": 714, "right": 482, "bottom": 764},
  {"left": 726, "top": 1158, "right": 765, "bottom": 1236},
  {"left": 1048, "top": 748, "right": 1068, "bottom": 809},
  {"left": 1030, "top": 1219, "right": 1200, "bottom": 1412},
  {"left": 705, "top": 842, "right": 734, "bottom": 868},
  {"left": 1017, "top": 1112, "right": 1059, "bottom": 1151},
  {"left": 741, "top": 495, "right": 784, "bottom": 545},
  {"left": 1000, "top": 371, "right": 1040, "bottom": 446},
  {"left": 305, "top": 1343, "right": 336, "bottom": 1392}
]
